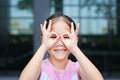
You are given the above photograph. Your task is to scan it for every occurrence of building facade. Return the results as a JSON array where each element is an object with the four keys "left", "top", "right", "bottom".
[{"left": 0, "top": 0, "right": 120, "bottom": 78}]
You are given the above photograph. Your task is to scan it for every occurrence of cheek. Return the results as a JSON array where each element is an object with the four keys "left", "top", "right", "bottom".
[
  {"left": 67, "top": 50, "right": 71, "bottom": 54},
  {"left": 47, "top": 47, "right": 53, "bottom": 54}
]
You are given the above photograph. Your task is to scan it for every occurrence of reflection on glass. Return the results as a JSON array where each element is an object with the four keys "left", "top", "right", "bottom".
[
  {"left": 63, "top": 0, "right": 79, "bottom": 5},
  {"left": 94, "top": 0, "right": 109, "bottom": 4},
  {"left": 50, "top": 0, "right": 116, "bottom": 35},
  {"left": 80, "top": 6, "right": 114, "bottom": 18},
  {"left": 63, "top": 6, "right": 79, "bottom": 17},
  {"left": 10, "top": 19, "right": 33, "bottom": 35},
  {"left": 10, "top": 7, "right": 33, "bottom": 17},
  {"left": 111, "top": 6, "right": 116, "bottom": 18},
  {"left": 50, "top": 7, "right": 55, "bottom": 15},
  {"left": 81, "top": 19, "right": 108, "bottom": 35},
  {"left": 10, "top": 0, "right": 33, "bottom": 35},
  {"left": 72, "top": 18, "right": 79, "bottom": 24},
  {"left": 80, "top": 0, "right": 116, "bottom": 5},
  {"left": 10, "top": 0, "right": 19, "bottom": 6}
]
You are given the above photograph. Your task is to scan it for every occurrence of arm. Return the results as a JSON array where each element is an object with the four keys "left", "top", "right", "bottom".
[
  {"left": 19, "top": 20, "right": 59, "bottom": 80},
  {"left": 19, "top": 44, "right": 47, "bottom": 80},
  {"left": 72, "top": 46, "right": 103, "bottom": 80},
  {"left": 61, "top": 23, "right": 103, "bottom": 80}
]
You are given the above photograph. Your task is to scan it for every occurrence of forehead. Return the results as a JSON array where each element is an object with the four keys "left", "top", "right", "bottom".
[{"left": 51, "top": 20, "right": 71, "bottom": 34}]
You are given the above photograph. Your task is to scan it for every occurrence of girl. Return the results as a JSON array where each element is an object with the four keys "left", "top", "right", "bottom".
[{"left": 19, "top": 13, "right": 103, "bottom": 80}]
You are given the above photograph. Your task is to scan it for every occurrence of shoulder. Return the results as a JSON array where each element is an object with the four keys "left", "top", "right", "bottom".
[
  {"left": 67, "top": 60, "right": 79, "bottom": 71},
  {"left": 69, "top": 60, "right": 79, "bottom": 67},
  {"left": 41, "top": 58, "right": 49, "bottom": 67},
  {"left": 42, "top": 58, "right": 48, "bottom": 63},
  {"left": 41, "top": 58, "right": 54, "bottom": 74}
]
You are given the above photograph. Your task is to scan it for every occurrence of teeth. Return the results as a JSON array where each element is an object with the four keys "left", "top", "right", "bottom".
[
  {"left": 54, "top": 50, "right": 65, "bottom": 52},
  {"left": 55, "top": 50, "right": 65, "bottom": 51}
]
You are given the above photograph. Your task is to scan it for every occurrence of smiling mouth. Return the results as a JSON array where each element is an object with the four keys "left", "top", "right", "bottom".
[{"left": 54, "top": 49, "right": 67, "bottom": 53}]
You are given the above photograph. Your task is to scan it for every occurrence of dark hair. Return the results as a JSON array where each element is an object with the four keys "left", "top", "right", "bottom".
[{"left": 46, "top": 13, "right": 76, "bottom": 30}]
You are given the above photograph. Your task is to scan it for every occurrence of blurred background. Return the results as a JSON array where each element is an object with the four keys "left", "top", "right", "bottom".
[{"left": 0, "top": 0, "right": 120, "bottom": 80}]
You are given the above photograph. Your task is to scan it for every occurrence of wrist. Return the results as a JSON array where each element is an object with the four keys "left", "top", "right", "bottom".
[
  {"left": 70, "top": 46, "right": 79, "bottom": 54},
  {"left": 40, "top": 43, "right": 47, "bottom": 52},
  {"left": 71, "top": 46, "right": 83, "bottom": 59}
]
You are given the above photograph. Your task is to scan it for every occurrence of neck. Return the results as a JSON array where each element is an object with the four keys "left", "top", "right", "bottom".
[{"left": 48, "top": 57, "right": 69, "bottom": 70}]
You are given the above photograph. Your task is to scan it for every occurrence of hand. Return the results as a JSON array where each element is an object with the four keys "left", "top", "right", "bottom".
[
  {"left": 61, "top": 22, "right": 79, "bottom": 53},
  {"left": 40, "top": 20, "right": 60, "bottom": 50}
]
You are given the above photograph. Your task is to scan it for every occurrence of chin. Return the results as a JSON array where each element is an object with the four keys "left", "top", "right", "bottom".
[
  {"left": 48, "top": 49, "right": 70, "bottom": 60},
  {"left": 53, "top": 52, "right": 70, "bottom": 60},
  {"left": 55, "top": 56, "right": 67, "bottom": 60}
]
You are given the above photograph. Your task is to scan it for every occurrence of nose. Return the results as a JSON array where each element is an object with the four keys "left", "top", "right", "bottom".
[{"left": 56, "top": 37, "right": 64, "bottom": 46}]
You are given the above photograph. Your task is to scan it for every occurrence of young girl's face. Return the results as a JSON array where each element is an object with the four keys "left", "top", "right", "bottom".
[{"left": 48, "top": 19, "right": 71, "bottom": 60}]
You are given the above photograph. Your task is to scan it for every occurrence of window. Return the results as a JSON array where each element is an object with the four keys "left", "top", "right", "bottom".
[
  {"left": 62, "top": 0, "right": 117, "bottom": 35},
  {"left": 50, "top": 0, "right": 120, "bottom": 76},
  {"left": 0, "top": 0, "right": 33, "bottom": 70},
  {"left": 10, "top": 0, "right": 33, "bottom": 35}
]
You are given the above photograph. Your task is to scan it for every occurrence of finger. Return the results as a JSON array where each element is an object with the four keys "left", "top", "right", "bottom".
[
  {"left": 43, "top": 20, "right": 47, "bottom": 31},
  {"left": 40, "top": 24, "right": 42, "bottom": 30},
  {"left": 49, "top": 31, "right": 59, "bottom": 39},
  {"left": 47, "top": 20, "right": 52, "bottom": 32},
  {"left": 62, "top": 32, "right": 70, "bottom": 39},
  {"left": 53, "top": 31, "right": 59, "bottom": 38},
  {"left": 60, "top": 33, "right": 69, "bottom": 47},
  {"left": 60, "top": 34, "right": 65, "bottom": 43},
  {"left": 40, "top": 24, "right": 44, "bottom": 34},
  {"left": 71, "top": 22, "right": 74, "bottom": 33},
  {"left": 50, "top": 31, "right": 60, "bottom": 43},
  {"left": 55, "top": 34, "right": 60, "bottom": 42},
  {"left": 61, "top": 32, "right": 70, "bottom": 40},
  {"left": 75, "top": 23, "right": 80, "bottom": 35}
]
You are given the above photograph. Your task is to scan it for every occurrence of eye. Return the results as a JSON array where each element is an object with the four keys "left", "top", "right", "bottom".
[
  {"left": 63, "top": 34, "right": 69, "bottom": 39},
  {"left": 50, "top": 34, "right": 57, "bottom": 39}
]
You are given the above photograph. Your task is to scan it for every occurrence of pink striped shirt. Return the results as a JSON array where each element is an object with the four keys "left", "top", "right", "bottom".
[{"left": 39, "top": 59, "right": 81, "bottom": 80}]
